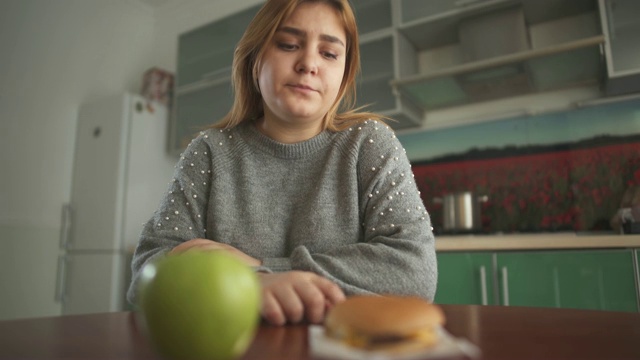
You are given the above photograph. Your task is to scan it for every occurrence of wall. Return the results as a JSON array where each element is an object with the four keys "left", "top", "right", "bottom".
[
  {"left": 0, "top": 0, "right": 155, "bottom": 320},
  {"left": 0, "top": 0, "right": 264, "bottom": 321}
]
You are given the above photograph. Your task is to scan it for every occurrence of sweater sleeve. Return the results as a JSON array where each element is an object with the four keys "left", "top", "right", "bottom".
[
  {"left": 283, "top": 123, "right": 438, "bottom": 300},
  {"left": 126, "top": 133, "right": 213, "bottom": 305}
]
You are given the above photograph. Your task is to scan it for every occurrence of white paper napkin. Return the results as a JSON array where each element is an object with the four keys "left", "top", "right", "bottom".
[{"left": 309, "top": 325, "right": 481, "bottom": 360}]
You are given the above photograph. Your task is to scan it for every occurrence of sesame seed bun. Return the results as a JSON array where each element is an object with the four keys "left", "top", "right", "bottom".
[{"left": 324, "top": 295, "right": 445, "bottom": 352}]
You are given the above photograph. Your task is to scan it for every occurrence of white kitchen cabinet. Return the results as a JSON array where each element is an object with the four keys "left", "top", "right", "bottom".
[{"left": 599, "top": 0, "right": 640, "bottom": 95}]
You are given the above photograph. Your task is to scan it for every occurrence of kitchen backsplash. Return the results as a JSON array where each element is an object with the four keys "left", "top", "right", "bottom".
[{"left": 398, "top": 98, "right": 640, "bottom": 234}]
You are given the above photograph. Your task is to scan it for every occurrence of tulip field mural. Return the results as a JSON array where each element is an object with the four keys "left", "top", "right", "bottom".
[{"left": 398, "top": 99, "right": 640, "bottom": 233}]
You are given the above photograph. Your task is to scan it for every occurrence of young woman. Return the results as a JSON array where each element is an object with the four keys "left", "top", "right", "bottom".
[{"left": 128, "top": 0, "right": 437, "bottom": 326}]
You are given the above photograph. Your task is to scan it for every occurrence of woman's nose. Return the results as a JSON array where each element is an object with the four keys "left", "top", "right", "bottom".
[{"left": 295, "top": 51, "right": 318, "bottom": 75}]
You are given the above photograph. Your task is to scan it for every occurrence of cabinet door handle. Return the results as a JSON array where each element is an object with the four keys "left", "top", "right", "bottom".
[
  {"left": 479, "top": 265, "right": 488, "bottom": 305},
  {"left": 501, "top": 266, "right": 510, "bottom": 306},
  {"left": 55, "top": 255, "right": 68, "bottom": 303},
  {"left": 59, "top": 203, "right": 72, "bottom": 250}
]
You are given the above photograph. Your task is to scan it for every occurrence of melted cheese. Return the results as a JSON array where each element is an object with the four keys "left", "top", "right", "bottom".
[
  {"left": 340, "top": 328, "right": 438, "bottom": 350},
  {"left": 412, "top": 328, "right": 438, "bottom": 346}
]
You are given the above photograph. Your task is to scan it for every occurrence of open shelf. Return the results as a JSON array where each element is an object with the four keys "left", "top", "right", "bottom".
[{"left": 392, "top": 35, "right": 605, "bottom": 110}]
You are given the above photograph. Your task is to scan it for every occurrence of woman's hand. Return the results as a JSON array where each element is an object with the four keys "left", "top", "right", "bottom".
[
  {"left": 169, "top": 238, "right": 262, "bottom": 267},
  {"left": 258, "top": 271, "right": 345, "bottom": 326}
]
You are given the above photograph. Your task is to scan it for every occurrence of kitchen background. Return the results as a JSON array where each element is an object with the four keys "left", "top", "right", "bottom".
[{"left": 1, "top": 0, "right": 639, "bottom": 320}]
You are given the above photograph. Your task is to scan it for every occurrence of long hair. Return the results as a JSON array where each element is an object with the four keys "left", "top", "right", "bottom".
[{"left": 213, "top": 0, "right": 388, "bottom": 131}]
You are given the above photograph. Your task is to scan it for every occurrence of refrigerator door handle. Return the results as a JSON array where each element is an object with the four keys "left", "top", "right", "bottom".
[
  {"left": 55, "top": 255, "right": 69, "bottom": 303},
  {"left": 59, "top": 203, "right": 72, "bottom": 250}
]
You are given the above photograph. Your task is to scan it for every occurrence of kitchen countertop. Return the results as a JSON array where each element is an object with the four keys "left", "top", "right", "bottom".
[
  {"left": 127, "top": 234, "right": 640, "bottom": 253},
  {"left": 435, "top": 232, "right": 640, "bottom": 251}
]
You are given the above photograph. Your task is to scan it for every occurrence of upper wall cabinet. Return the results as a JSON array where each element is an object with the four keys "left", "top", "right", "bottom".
[
  {"left": 599, "top": 0, "right": 640, "bottom": 96},
  {"left": 176, "top": 5, "right": 261, "bottom": 88},
  {"left": 170, "top": 4, "right": 262, "bottom": 154},
  {"left": 349, "top": 0, "right": 607, "bottom": 130},
  {"left": 352, "top": 0, "right": 424, "bottom": 129},
  {"left": 351, "top": 0, "right": 392, "bottom": 36},
  {"left": 170, "top": 0, "right": 625, "bottom": 145},
  {"left": 390, "top": 0, "right": 604, "bottom": 116},
  {"left": 356, "top": 32, "right": 424, "bottom": 129}
]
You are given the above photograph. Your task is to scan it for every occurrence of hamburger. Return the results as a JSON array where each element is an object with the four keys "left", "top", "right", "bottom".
[{"left": 324, "top": 295, "right": 445, "bottom": 353}]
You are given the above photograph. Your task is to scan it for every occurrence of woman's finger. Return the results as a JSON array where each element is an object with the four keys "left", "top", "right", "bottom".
[
  {"left": 292, "top": 280, "right": 326, "bottom": 324},
  {"left": 271, "top": 283, "right": 305, "bottom": 324},
  {"left": 261, "top": 291, "right": 286, "bottom": 326},
  {"left": 312, "top": 276, "right": 346, "bottom": 308}
]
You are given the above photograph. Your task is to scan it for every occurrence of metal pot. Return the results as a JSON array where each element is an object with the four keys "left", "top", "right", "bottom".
[{"left": 433, "top": 192, "right": 488, "bottom": 232}]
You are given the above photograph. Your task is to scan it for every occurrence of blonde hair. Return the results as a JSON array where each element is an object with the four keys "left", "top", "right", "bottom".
[{"left": 213, "top": 0, "right": 388, "bottom": 131}]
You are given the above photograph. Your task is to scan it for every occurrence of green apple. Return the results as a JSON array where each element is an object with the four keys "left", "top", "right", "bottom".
[{"left": 138, "top": 251, "right": 261, "bottom": 360}]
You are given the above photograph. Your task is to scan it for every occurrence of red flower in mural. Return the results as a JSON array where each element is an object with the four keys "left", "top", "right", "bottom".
[{"left": 413, "top": 142, "right": 639, "bottom": 233}]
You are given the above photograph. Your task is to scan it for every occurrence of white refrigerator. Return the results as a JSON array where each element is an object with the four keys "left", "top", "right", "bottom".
[{"left": 58, "top": 93, "right": 176, "bottom": 315}]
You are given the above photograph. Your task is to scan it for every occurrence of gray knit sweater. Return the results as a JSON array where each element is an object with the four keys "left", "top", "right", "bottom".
[{"left": 127, "top": 119, "right": 437, "bottom": 304}]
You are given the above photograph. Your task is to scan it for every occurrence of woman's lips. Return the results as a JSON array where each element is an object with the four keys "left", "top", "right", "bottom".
[{"left": 288, "top": 84, "right": 316, "bottom": 93}]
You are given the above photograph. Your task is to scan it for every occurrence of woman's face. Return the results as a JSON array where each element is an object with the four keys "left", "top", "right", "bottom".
[{"left": 258, "top": 2, "right": 347, "bottom": 135}]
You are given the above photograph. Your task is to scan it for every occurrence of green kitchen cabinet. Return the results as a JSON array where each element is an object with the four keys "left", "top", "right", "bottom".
[
  {"left": 497, "top": 250, "right": 638, "bottom": 312},
  {"left": 351, "top": 0, "right": 392, "bottom": 36},
  {"left": 436, "top": 249, "right": 639, "bottom": 312},
  {"left": 176, "top": 4, "right": 261, "bottom": 88},
  {"left": 172, "top": 81, "right": 234, "bottom": 150},
  {"left": 435, "top": 252, "right": 494, "bottom": 306},
  {"left": 171, "top": 4, "right": 262, "bottom": 154},
  {"left": 357, "top": 36, "right": 395, "bottom": 113}
]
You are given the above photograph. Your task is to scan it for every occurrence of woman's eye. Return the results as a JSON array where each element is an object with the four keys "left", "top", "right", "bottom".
[
  {"left": 277, "top": 42, "right": 297, "bottom": 51},
  {"left": 323, "top": 52, "right": 338, "bottom": 60}
]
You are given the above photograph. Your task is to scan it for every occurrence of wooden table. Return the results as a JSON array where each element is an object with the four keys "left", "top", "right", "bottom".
[{"left": 1, "top": 305, "right": 639, "bottom": 359}]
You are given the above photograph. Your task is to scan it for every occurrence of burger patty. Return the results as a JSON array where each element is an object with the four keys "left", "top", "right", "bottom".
[{"left": 368, "top": 334, "right": 408, "bottom": 345}]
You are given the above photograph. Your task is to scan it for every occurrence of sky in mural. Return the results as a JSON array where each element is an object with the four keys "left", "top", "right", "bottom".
[{"left": 397, "top": 99, "right": 640, "bottom": 162}]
